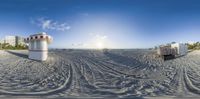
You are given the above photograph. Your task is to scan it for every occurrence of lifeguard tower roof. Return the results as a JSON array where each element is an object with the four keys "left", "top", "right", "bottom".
[
  {"left": 25, "top": 32, "right": 52, "bottom": 44},
  {"left": 30, "top": 32, "right": 46, "bottom": 36}
]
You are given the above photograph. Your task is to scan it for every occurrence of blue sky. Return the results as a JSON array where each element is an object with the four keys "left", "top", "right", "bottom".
[{"left": 0, "top": 0, "right": 200, "bottom": 48}]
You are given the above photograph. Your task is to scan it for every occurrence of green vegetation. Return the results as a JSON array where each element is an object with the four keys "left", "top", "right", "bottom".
[
  {"left": 0, "top": 43, "right": 28, "bottom": 50},
  {"left": 187, "top": 42, "right": 200, "bottom": 50}
]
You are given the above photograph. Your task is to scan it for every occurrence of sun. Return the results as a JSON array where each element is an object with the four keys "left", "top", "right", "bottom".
[
  {"left": 96, "top": 41, "right": 104, "bottom": 49},
  {"left": 91, "top": 34, "right": 108, "bottom": 49}
]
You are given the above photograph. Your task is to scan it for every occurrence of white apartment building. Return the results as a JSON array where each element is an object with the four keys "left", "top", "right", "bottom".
[
  {"left": 0, "top": 39, "right": 4, "bottom": 44},
  {"left": 16, "top": 36, "right": 25, "bottom": 46},
  {"left": 3, "top": 36, "right": 25, "bottom": 46},
  {"left": 5, "top": 36, "right": 16, "bottom": 46}
]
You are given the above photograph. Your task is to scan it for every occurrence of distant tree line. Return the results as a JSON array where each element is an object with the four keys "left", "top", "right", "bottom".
[
  {"left": 0, "top": 43, "right": 28, "bottom": 50},
  {"left": 187, "top": 42, "right": 200, "bottom": 50}
]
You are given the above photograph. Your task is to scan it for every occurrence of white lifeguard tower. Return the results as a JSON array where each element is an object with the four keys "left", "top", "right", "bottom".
[{"left": 25, "top": 32, "right": 53, "bottom": 61}]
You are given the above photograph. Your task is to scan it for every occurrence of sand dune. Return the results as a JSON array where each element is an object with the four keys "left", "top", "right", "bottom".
[{"left": 0, "top": 49, "right": 200, "bottom": 98}]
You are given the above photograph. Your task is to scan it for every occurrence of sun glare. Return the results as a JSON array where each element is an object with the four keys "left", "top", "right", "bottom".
[{"left": 96, "top": 41, "right": 104, "bottom": 49}]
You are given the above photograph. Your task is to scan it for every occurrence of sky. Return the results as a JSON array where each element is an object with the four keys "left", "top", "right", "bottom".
[{"left": 1, "top": 0, "right": 200, "bottom": 49}]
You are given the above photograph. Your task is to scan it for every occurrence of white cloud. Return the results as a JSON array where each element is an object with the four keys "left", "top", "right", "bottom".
[
  {"left": 95, "top": 35, "right": 107, "bottom": 40},
  {"left": 71, "top": 33, "right": 108, "bottom": 49},
  {"left": 89, "top": 33, "right": 108, "bottom": 40},
  {"left": 71, "top": 43, "right": 89, "bottom": 48},
  {"left": 40, "top": 19, "right": 51, "bottom": 30},
  {"left": 31, "top": 17, "right": 71, "bottom": 31}
]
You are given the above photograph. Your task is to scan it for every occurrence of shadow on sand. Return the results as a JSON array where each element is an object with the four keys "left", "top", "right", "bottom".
[{"left": 6, "top": 50, "right": 28, "bottom": 58}]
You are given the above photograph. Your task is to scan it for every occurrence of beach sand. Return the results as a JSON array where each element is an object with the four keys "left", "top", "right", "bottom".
[{"left": 0, "top": 49, "right": 200, "bottom": 98}]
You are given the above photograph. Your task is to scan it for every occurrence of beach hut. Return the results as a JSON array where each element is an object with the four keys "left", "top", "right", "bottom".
[
  {"left": 157, "top": 45, "right": 176, "bottom": 60},
  {"left": 25, "top": 32, "right": 53, "bottom": 61},
  {"left": 157, "top": 43, "right": 188, "bottom": 60},
  {"left": 171, "top": 43, "right": 188, "bottom": 56}
]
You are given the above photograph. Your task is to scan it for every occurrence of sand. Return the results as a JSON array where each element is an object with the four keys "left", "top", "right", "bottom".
[{"left": 0, "top": 49, "right": 200, "bottom": 98}]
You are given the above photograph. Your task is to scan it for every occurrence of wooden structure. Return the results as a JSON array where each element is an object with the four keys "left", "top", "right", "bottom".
[
  {"left": 157, "top": 43, "right": 188, "bottom": 60},
  {"left": 171, "top": 43, "right": 188, "bottom": 56},
  {"left": 157, "top": 45, "right": 176, "bottom": 60}
]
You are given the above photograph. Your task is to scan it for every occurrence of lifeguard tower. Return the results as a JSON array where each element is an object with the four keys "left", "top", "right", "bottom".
[{"left": 25, "top": 32, "right": 53, "bottom": 61}]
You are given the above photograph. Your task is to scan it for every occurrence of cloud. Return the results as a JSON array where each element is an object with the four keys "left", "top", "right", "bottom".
[
  {"left": 31, "top": 17, "right": 71, "bottom": 31},
  {"left": 89, "top": 33, "right": 108, "bottom": 40},
  {"left": 71, "top": 43, "right": 89, "bottom": 47},
  {"left": 95, "top": 35, "right": 107, "bottom": 40},
  {"left": 70, "top": 33, "right": 109, "bottom": 48}
]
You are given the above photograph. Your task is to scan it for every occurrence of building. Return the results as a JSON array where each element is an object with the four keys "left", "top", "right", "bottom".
[
  {"left": 4, "top": 36, "right": 16, "bottom": 46},
  {"left": 25, "top": 32, "right": 53, "bottom": 61},
  {"left": 16, "top": 36, "right": 25, "bottom": 46},
  {"left": 0, "top": 39, "right": 4, "bottom": 44},
  {"left": 3, "top": 36, "right": 25, "bottom": 46},
  {"left": 171, "top": 43, "right": 188, "bottom": 56},
  {"left": 157, "top": 43, "right": 188, "bottom": 60}
]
